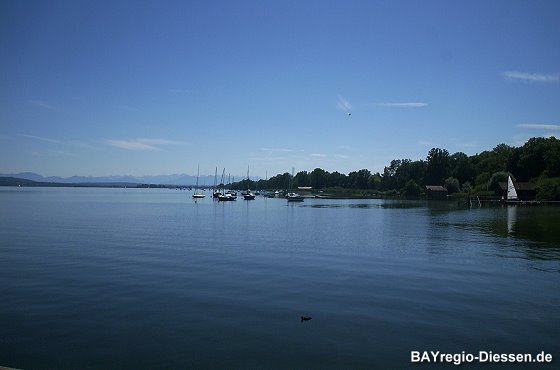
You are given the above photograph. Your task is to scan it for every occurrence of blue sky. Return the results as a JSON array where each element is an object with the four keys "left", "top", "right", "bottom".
[{"left": 1, "top": 0, "right": 559, "bottom": 178}]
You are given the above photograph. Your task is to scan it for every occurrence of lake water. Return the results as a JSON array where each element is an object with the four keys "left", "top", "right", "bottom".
[{"left": 1, "top": 187, "right": 559, "bottom": 369}]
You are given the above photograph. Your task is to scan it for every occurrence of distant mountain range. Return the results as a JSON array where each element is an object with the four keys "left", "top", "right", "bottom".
[{"left": 0, "top": 172, "right": 258, "bottom": 186}]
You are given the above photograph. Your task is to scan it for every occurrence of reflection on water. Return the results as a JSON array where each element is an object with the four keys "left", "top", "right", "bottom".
[
  {"left": 302, "top": 200, "right": 425, "bottom": 209},
  {"left": 298, "top": 199, "right": 560, "bottom": 258},
  {"left": 507, "top": 205, "right": 517, "bottom": 234},
  {"left": 488, "top": 205, "right": 560, "bottom": 245},
  {"left": 431, "top": 203, "right": 560, "bottom": 263}
]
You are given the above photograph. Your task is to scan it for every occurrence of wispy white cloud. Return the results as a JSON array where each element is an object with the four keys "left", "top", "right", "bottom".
[
  {"left": 67, "top": 140, "right": 104, "bottom": 151},
  {"left": 249, "top": 156, "right": 289, "bottom": 162},
  {"left": 502, "top": 71, "right": 560, "bottom": 83},
  {"left": 107, "top": 140, "right": 158, "bottom": 151},
  {"left": 47, "top": 149, "right": 72, "bottom": 156},
  {"left": 106, "top": 138, "right": 184, "bottom": 151},
  {"left": 334, "top": 154, "right": 349, "bottom": 159},
  {"left": 375, "top": 102, "right": 428, "bottom": 108},
  {"left": 18, "top": 134, "right": 105, "bottom": 152},
  {"left": 30, "top": 149, "right": 71, "bottom": 156},
  {"left": 336, "top": 95, "right": 352, "bottom": 111},
  {"left": 311, "top": 153, "right": 327, "bottom": 158},
  {"left": 260, "top": 147, "right": 293, "bottom": 152},
  {"left": 136, "top": 138, "right": 185, "bottom": 145},
  {"left": 417, "top": 140, "right": 433, "bottom": 146},
  {"left": 454, "top": 141, "right": 479, "bottom": 148},
  {"left": 517, "top": 123, "right": 560, "bottom": 130},
  {"left": 28, "top": 100, "right": 59, "bottom": 111},
  {"left": 18, "top": 133, "right": 63, "bottom": 144}
]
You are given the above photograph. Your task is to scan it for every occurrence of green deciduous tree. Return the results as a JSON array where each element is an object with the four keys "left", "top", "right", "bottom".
[
  {"left": 367, "top": 173, "right": 382, "bottom": 190},
  {"left": 402, "top": 179, "right": 422, "bottom": 197},
  {"left": 227, "top": 136, "right": 559, "bottom": 200},
  {"left": 327, "top": 171, "right": 347, "bottom": 188},
  {"left": 348, "top": 169, "right": 371, "bottom": 189},
  {"left": 487, "top": 171, "right": 514, "bottom": 193},
  {"left": 309, "top": 168, "right": 328, "bottom": 189},
  {"left": 449, "top": 152, "right": 475, "bottom": 185},
  {"left": 425, "top": 148, "right": 449, "bottom": 185},
  {"left": 444, "top": 177, "right": 460, "bottom": 194},
  {"left": 294, "top": 171, "right": 310, "bottom": 188}
]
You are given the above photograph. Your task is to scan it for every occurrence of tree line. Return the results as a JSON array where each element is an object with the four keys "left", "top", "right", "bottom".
[{"left": 230, "top": 136, "right": 560, "bottom": 200}]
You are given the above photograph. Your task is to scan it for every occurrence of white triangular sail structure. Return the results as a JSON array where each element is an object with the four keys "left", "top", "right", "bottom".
[{"left": 507, "top": 176, "right": 518, "bottom": 200}]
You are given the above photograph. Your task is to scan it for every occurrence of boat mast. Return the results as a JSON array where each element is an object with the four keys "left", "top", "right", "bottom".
[
  {"left": 195, "top": 164, "right": 200, "bottom": 194},
  {"left": 214, "top": 166, "right": 217, "bottom": 191},
  {"left": 291, "top": 167, "right": 295, "bottom": 190}
]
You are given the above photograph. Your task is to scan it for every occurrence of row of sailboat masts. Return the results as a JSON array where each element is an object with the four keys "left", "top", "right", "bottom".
[
  {"left": 212, "top": 167, "right": 237, "bottom": 198},
  {"left": 212, "top": 167, "right": 225, "bottom": 198},
  {"left": 193, "top": 165, "right": 257, "bottom": 199}
]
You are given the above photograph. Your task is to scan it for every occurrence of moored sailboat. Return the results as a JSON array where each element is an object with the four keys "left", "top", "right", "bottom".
[
  {"left": 286, "top": 192, "right": 304, "bottom": 201},
  {"left": 507, "top": 176, "right": 518, "bottom": 201},
  {"left": 286, "top": 167, "right": 303, "bottom": 202},
  {"left": 243, "top": 165, "right": 255, "bottom": 200},
  {"left": 212, "top": 167, "right": 222, "bottom": 198},
  {"left": 217, "top": 168, "right": 236, "bottom": 201},
  {"left": 192, "top": 164, "right": 205, "bottom": 199}
]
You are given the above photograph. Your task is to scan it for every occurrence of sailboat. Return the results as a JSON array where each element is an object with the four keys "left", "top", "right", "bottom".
[
  {"left": 286, "top": 192, "right": 304, "bottom": 201},
  {"left": 507, "top": 176, "right": 518, "bottom": 201},
  {"left": 243, "top": 165, "right": 255, "bottom": 200},
  {"left": 192, "top": 164, "right": 205, "bottom": 199},
  {"left": 286, "top": 167, "right": 303, "bottom": 202},
  {"left": 212, "top": 166, "right": 222, "bottom": 198},
  {"left": 217, "top": 168, "right": 236, "bottom": 201}
]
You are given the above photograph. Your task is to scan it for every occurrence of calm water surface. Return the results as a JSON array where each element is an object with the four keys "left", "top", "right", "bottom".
[{"left": 1, "top": 187, "right": 559, "bottom": 369}]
